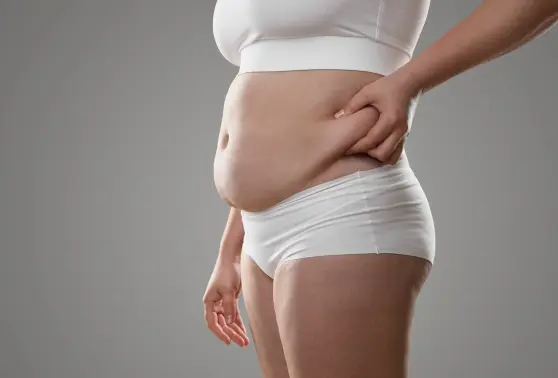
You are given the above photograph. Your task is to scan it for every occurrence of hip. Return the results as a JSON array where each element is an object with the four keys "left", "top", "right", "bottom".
[{"left": 240, "top": 153, "right": 436, "bottom": 272}]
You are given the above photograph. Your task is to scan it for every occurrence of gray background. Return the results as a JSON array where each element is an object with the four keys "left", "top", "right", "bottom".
[{"left": 1, "top": 1, "right": 556, "bottom": 377}]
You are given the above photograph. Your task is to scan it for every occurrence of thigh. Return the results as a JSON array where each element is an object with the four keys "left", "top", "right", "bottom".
[
  {"left": 240, "top": 252, "right": 290, "bottom": 378},
  {"left": 273, "top": 253, "right": 432, "bottom": 378}
]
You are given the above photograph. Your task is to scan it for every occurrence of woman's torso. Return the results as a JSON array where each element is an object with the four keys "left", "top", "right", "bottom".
[
  {"left": 212, "top": 0, "right": 430, "bottom": 212},
  {"left": 214, "top": 70, "right": 388, "bottom": 211}
]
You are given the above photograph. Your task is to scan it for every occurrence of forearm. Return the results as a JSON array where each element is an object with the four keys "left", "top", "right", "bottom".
[
  {"left": 217, "top": 206, "right": 244, "bottom": 264},
  {"left": 395, "top": 0, "right": 558, "bottom": 95},
  {"left": 487, "top": 10, "right": 558, "bottom": 61}
]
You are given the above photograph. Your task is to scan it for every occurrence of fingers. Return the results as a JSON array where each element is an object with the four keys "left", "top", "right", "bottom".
[
  {"left": 218, "top": 313, "right": 248, "bottom": 347},
  {"left": 221, "top": 294, "right": 250, "bottom": 347},
  {"left": 339, "top": 86, "right": 373, "bottom": 116},
  {"left": 229, "top": 319, "right": 251, "bottom": 346},
  {"left": 203, "top": 288, "right": 250, "bottom": 347},
  {"left": 346, "top": 110, "right": 406, "bottom": 154},
  {"left": 368, "top": 132, "right": 406, "bottom": 164},
  {"left": 204, "top": 301, "right": 232, "bottom": 345},
  {"left": 221, "top": 292, "right": 237, "bottom": 325},
  {"left": 382, "top": 136, "right": 405, "bottom": 165},
  {"left": 387, "top": 138, "right": 405, "bottom": 165},
  {"left": 330, "top": 106, "right": 380, "bottom": 156},
  {"left": 368, "top": 129, "right": 406, "bottom": 162},
  {"left": 234, "top": 309, "right": 250, "bottom": 342}
]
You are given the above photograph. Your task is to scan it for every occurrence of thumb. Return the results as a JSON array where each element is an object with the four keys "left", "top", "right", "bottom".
[
  {"left": 335, "top": 87, "right": 373, "bottom": 118},
  {"left": 221, "top": 292, "right": 237, "bottom": 325},
  {"left": 325, "top": 106, "right": 380, "bottom": 156}
]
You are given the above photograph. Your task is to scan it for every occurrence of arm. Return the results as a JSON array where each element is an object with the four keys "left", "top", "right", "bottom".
[
  {"left": 217, "top": 207, "right": 244, "bottom": 264},
  {"left": 396, "top": 0, "right": 558, "bottom": 96},
  {"left": 203, "top": 206, "right": 250, "bottom": 346}
]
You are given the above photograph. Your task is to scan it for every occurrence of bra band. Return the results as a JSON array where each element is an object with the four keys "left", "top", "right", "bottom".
[{"left": 238, "top": 36, "right": 410, "bottom": 76}]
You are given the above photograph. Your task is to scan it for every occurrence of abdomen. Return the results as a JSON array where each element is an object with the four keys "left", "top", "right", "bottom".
[{"left": 213, "top": 70, "right": 387, "bottom": 212}]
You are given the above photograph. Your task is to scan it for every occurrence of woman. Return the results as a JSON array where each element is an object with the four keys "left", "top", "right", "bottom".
[{"left": 203, "top": 0, "right": 558, "bottom": 377}]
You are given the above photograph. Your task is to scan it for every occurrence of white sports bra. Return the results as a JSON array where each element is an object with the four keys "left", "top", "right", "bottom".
[{"left": 213, "top": 0, "right": 430, "bottom": 75}]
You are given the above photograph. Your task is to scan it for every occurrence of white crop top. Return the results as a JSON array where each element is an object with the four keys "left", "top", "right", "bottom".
[{"left": 213, "top": 0, "right": 430, "bottom": 75}]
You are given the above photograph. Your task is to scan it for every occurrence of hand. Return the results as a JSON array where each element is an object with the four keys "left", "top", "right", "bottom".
[
  {"left": 335, "top": 73, "right": 418, "bottom": 164},
  {"left": 202, "top": 258, "right": 250, "bottom": 347}
]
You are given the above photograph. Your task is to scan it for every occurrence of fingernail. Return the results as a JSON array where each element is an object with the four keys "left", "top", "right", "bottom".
[
  {"left": 226, "top": 315, "right": 232, "bottom": 324},
  {"left": 334, "top": 109, "right": 344, "bottom": 118}
]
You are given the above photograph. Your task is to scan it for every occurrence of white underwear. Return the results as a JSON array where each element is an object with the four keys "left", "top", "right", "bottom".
[{"left": 240, "top": 154, "right": 436, "bottom": 278}]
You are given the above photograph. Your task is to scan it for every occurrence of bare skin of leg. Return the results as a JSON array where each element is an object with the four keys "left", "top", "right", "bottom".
[
  {"left": 273, "top": 253, "right": 432, "bottom": 378},
  {"left": 240, "top": 252, "right": 290, "bottom": 378}
]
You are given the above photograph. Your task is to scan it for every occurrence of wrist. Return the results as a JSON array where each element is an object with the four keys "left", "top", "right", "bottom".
[
  {"left": 391, "top": 63, "right": 426, "bottom": 99},
  {"left": 217, "top": 252, "right": 242, "bottom": 266}
]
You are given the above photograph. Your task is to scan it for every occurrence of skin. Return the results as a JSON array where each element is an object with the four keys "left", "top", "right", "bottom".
[
  {"left": 203, "top": 0, "right": 558, "bottom": 376},
  {"left": 213, "top": 69, "right": 386, "bottom": 212}
]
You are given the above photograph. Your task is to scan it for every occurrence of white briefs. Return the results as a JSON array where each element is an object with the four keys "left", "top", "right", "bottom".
[{"left": 240, "top": 154, "right": 436, "bottom": 278}]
